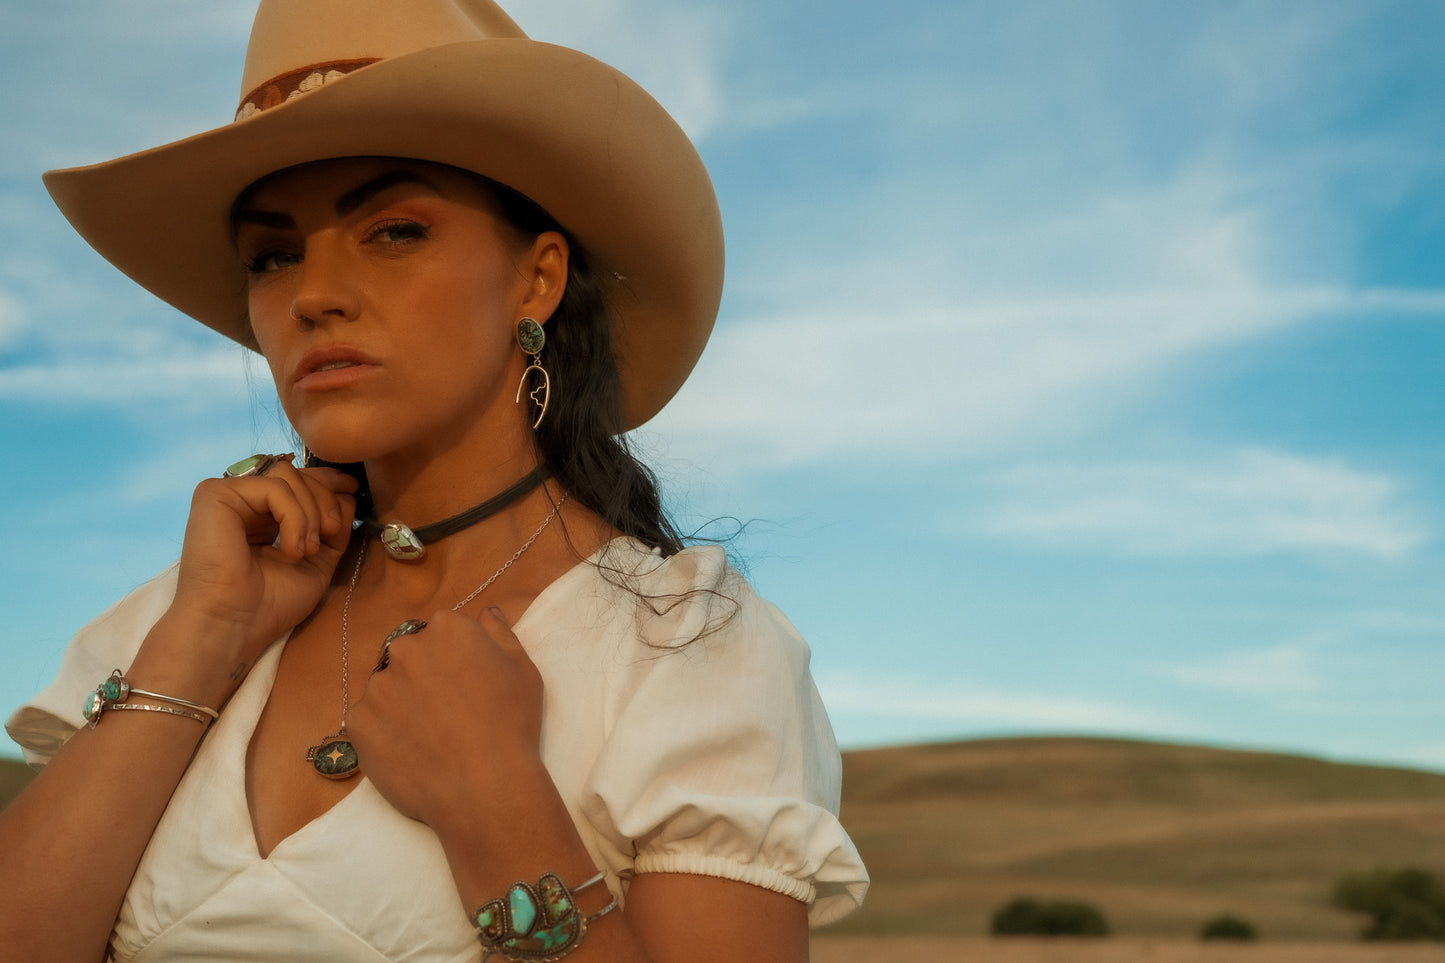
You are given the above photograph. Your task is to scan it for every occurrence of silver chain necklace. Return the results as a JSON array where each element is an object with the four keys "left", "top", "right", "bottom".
[{"left": 307, "top": 495, "right": 566, "bottom": 779}]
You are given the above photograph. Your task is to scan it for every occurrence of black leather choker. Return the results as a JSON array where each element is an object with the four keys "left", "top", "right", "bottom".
[{"left": 360, "top": 464, "right": 551, "bottom": 561}]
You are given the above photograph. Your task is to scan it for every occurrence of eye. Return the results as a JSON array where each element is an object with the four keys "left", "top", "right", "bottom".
[
  {"left": 366, "top": 219, "right": 430, "bottom": 246},
  {"left": 243, "top": 248, "right": 301, "bottom": 275}
]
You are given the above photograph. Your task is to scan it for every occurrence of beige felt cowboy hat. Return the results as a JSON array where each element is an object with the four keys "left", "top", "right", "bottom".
[{"left": 43, "top": 0, "right": 723, "bottom": 430}]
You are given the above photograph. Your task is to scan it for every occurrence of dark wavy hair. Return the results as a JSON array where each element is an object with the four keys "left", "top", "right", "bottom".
[
  {"left": 485, "top": 176, "right": 687, "bottom": 558},
  {"left": 487, "top": 177, "right": 742, "bottom": 647}
]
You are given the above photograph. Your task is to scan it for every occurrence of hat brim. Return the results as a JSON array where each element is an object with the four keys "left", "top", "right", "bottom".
[{"left": 43, "top": 39, "right": 723, "bottom": 430}]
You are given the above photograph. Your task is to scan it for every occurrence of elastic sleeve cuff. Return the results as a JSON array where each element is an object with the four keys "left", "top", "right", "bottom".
[{"left": 632, "top": 851, "right": 815, "bottom": 906}]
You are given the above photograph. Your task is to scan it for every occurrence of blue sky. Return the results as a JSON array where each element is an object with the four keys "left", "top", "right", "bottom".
[{"left": 3, "top": 0, "right": 1444, "bottom": 771}]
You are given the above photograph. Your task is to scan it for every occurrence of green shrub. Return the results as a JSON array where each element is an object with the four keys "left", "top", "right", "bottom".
[
  {"left": 991, "top": 896, "right": 1110, "bottom": 936},
  {"left": 1370, "top": 899, "right": 1445, "bottom": 941},
  {"left": 1199, "top": 913, "right": 1256, "bottom": 941},
  {"left": 992, "top": 897, "right": 1044, "bottom": 935},
  {"left": 1332, "top": 867, "right": 1445, "bottom": 941}
]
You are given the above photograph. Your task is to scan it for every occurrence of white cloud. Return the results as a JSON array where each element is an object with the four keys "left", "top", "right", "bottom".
[
  {"left": 644, "top": 283, "right": 1445, "bottom": 478},
  {"left": 817, "top": 669, "right": 1181, "bottom": 733},
  {"left": 969, "top": 447, "right": 1423, "bottom": 560},
  {"left": 0, "top": 288, "right": 24, "bottom": 350},
  {"left": 508, "top": 0, "right": 728, "bottom": 140},
  {"left": 1160, "top": 641, "right": 1327, "bottom": 696},
  {"left": 0, "top": 347, "right": 257, "bottom": 407}
]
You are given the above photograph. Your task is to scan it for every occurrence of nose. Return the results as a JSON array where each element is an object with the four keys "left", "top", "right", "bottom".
[{"left": 290, "top": 235, "right": 361, "bottom": 326}]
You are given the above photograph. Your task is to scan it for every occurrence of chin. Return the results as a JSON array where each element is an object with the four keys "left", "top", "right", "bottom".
[
  {"left": 292, "top": 409, "right": 400, "bottom": 466},
  {"left": 294, "top": 427, "right": 376, "bottom": 468}
]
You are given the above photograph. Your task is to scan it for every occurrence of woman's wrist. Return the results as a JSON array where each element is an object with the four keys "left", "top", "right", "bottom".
[
  {"left": 126, "top": 607, "right": 261, "bottom": 710},
  {"left": 430, "top": 758, "right": 599, "bottom": 907}
]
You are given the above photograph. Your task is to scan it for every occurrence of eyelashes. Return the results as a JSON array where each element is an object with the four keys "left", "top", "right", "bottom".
[
  {"left": 365, "top": 219, "right": 430, "bottom": 246},
  {"left": 243, "top": 248, "right": 299, "bottom": 275},
  {"left": 241, "top": 219, "right": 431, "bottom": 276}
]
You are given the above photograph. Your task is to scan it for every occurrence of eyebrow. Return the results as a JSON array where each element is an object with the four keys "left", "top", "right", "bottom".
[
  {"left": 234, "top": 169, "right": 439, "bottom": 229},
  {"left": 335, "top": 170, "right": 437, "bottom": 216}
]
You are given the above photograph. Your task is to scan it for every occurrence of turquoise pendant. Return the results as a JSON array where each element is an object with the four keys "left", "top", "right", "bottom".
[
  {"left": 307, "top": 735, "right": 360, "bottom": 779},
  {"left": 380, "top": 522, "right": 426, "bottom": 561}
]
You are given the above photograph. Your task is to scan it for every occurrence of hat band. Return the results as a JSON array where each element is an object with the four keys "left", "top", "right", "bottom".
[{"left": 235, "top": 58, "right": 380, "bottom": 121}]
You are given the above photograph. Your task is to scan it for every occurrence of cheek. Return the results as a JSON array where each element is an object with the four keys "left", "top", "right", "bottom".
[{"left": 245, "top": 307, "right": 292, "bottom": 391}]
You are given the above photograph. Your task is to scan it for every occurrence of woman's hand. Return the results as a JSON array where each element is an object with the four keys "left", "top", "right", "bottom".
[
  {"left": 345, "top": 606, "right": 544, "bottom": 831},
  {"left": 158, "top": 457, "right": 358, "bottom": 695}
]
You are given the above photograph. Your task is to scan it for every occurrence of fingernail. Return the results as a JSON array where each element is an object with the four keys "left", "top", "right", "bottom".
[{"left": 488, "top": 606, "right": 504, "bottom": 619}]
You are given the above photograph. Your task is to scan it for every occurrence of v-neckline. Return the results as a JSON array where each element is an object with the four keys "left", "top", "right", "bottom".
[{"left": 238, "top": 536, "right": 640, "bottom": 860}]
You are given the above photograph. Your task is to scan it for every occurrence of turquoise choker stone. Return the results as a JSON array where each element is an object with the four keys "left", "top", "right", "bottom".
[{"left": 360, "top": 465, "right": 549, "bottom": 561}]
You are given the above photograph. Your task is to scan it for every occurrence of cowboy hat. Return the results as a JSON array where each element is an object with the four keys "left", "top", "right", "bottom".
[{"left": 42, "top": 0, "right": 723, "bottom": 430}]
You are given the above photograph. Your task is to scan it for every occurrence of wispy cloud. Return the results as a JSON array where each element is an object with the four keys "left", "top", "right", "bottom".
[
  {"left": 1159, "top": 640, "right": 1328, "bottom": 697},
  {"left": 508, "top": 0, "right": 729, "bottom": 140},
  {"left": 646, "top": 283, "right": 1445, "bottom": 477},
  {"left": 0, "top": 348, "right": 256, "bottom": 407},
  {"left": 967, "top": 447, "right": 1423, "bottom": 559},
  {"left": 817, "top": 670, "right": 1182, "bottom": 734}
]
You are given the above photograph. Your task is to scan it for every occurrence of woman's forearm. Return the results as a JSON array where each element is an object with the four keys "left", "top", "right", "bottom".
[
  {"left": 0, "top": 612, "right": 241, "bottom": 962},
  {"left": 430, "top": 759, "right": 658, "bottom": 963},
  {"left": 0, "top": 714, "right": 205, "bottom": 960}
]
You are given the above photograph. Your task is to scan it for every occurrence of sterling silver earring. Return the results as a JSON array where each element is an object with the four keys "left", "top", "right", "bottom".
[{"left": 514, "top": 317, "right": 550, "bottom": 429}]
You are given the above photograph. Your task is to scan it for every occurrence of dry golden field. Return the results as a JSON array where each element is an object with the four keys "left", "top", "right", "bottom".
[
  {"left": 8, "top": 736, "right": 1445, "bottom": 956},
  {"left": 828, "top": 737, "right": 1445, "bottom": 943},
  {"left": 812, "top": 936, "right": 1445, "bottom": 962}
]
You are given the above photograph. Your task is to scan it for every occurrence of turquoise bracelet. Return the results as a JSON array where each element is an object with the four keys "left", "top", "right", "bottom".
[
  {"left": 83, "top": 670, "right": 218, "bottom": 729},
  {"left": 473, "top": 871, "right": 617, "bottom": 962}
]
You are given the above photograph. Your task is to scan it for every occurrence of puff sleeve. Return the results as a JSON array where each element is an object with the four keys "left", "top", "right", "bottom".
[
  {"left": 6, "top": 566, "right": 178, "bottom": 767},
  {"left": 552, "top": 545, "right": 868, "bottom": 926}
]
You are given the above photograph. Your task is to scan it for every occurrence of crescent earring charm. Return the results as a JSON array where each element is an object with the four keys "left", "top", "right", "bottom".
[{"left": 514, "top": 317, "right": 550, "bottom": 429}]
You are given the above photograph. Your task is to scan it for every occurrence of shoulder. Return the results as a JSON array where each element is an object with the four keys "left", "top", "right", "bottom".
[{"left": 530, "top": 537, "right": 794, "bottom": 658}]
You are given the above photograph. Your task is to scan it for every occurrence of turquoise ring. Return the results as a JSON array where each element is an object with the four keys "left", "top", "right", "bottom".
[
  {"left": 375, "top": 619, "right": 428, "bottom": 672},
  {"left": 223, "top": 453, "right": 280, "bottom": 478}
]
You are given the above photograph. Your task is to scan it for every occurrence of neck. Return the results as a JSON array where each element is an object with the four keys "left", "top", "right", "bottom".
[
  {"left": 347, "top": 480, "right": 568, "bottom": 609},
  {"left": 363, "top": 441, "right": 539, "bottom": 525}
]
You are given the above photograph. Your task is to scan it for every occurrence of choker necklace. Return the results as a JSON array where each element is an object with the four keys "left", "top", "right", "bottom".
[
  {"left": 307, "top": 495, "right": 567, "bottom": 779},
  {"left": 361, "top": 464, "right": 550, "bottom": 561}
]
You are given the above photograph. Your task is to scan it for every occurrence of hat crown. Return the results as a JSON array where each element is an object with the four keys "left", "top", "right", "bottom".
[{"left": 240, "top": 0, "right": 527, "bottom": 104}]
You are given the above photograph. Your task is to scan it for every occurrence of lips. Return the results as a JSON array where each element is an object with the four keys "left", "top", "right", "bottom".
[{"left": 294, "top": 344, "right": 380, "bottom": 390}]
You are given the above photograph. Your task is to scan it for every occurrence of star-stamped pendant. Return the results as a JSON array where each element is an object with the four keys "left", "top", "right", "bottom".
[{"left": 307, "top": 733, "right": 360, "bottom": 779}]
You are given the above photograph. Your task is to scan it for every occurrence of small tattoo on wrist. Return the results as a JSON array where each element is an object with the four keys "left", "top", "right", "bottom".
[{"left": 229, "top": 662, "right": 247, "bottom": 682}]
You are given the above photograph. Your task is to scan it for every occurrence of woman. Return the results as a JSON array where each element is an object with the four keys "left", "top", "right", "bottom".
[{"left": 0, "top": 2, "right": 866, "bottom": 961}]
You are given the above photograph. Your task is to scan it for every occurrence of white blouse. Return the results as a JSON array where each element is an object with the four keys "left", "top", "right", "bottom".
[{"left": 6, "top": 538, "right": 867, "bottom": 961}]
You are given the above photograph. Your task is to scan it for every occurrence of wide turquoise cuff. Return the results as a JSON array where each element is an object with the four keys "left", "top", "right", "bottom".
[{"left": 473, "top": 871, "right": 615, "bottom": 962}]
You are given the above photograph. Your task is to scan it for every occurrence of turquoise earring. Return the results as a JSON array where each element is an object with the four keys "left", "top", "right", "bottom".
[{"left": 514, "top": 317, "right": 550, "bottom": 429}]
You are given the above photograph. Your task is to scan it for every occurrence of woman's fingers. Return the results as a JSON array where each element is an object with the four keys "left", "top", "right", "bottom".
[
  {"left": 364, "top": 607, "right": 532, "bottom": 687},
  {"left": 214, "top": 459, "right": 356, "bottom": 558},
  {"left": 349, "top": 604, "right": 545, "bottom": 825},
  {"left": 475, "top": 605, "right": 525, "bottom": 655}
]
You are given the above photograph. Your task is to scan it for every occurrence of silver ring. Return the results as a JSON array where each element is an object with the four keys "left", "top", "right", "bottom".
[
  {"left": 375, "top": 618, "right": 428, "bottom": 672},
  {"left": 223, "top": 454, "right": 280, "bottom": 478}
]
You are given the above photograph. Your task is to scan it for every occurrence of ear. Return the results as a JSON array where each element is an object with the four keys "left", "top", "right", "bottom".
[{"left": 518, "top": 230, "right": 569, "bottom": 324}]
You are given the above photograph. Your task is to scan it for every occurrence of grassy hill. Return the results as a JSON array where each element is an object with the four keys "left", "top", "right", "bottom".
[
  {"left": 0, "top": 755, "right": 33, "bottom": 811},
  {"left": 831, "top": 736, "right": 1445, "bottom": 940},
  {"left": 6, "top": 735, "right": 1445, "bottom": 943}
]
